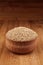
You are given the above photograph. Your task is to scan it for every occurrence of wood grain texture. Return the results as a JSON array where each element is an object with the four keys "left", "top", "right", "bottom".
[
  {"left": 0, "top": 6, "right": 43, "bottom": 65},
  {"left": 0, "top": 21, "right": 43, "bottom": 65}
]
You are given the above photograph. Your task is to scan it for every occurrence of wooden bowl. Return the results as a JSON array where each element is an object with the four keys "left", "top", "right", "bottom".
[
  {"left": 5, "top": 38, "right": 38, "bottom": 54},
  {"left": 5, "top": 27, "right": 38, "bottom": 54}
]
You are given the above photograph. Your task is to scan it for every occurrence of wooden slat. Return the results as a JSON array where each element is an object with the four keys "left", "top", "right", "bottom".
[
  {"left": 0, "top": 21, "right": 8, "bottom": 57},
  {"left": 0, "top": 2, "right": 43, "bottom": 8}
]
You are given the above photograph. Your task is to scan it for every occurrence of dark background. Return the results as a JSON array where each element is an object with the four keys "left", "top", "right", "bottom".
[{"left": 0, "top": 0, "right": 43, "bottom": 3}]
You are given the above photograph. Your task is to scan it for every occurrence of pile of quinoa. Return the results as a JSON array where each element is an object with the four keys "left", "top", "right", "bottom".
[{"left": 6, "top": 27, "right": 38, "bottom": 42}]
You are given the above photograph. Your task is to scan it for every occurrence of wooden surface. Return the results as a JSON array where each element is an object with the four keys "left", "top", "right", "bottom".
[
  {"left": 0, "top": 21, "right": 43, "bottom": 65},
  {"left": 0, "top": 5, "right": 43, "bottom": 65}
]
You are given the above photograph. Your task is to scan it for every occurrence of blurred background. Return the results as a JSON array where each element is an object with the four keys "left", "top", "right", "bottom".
[{"left": 0, "top": 1, "right": 43, "bottom": 65}]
